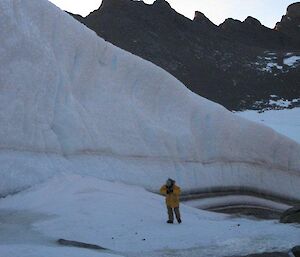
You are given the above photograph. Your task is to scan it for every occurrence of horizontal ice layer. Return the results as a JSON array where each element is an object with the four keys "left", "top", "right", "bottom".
[
  {"left": 0, "top": 0, "right": 299, "bottom": 199},
  {"left": 184, "top": 195, "right": 291, "bottom": 211}
]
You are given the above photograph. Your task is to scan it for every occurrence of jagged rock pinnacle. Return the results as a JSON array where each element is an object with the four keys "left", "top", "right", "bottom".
[
  {"left": 219, "top": 18, "right": 242, "bottom": 29},
  {"left": 152, "top": 0, "right": 172, "bottom": 9},
  {"left": 244, "top": 16, "right": 261, "bottom": 26},
  {"left": 287, "top": 2, "right": 300, "bottom": 18},
  {"left": 193, "top": 11, "right": 210, "bottom": 22},
  {"left": 193, "top": 11, "right": 217, "bottom": 29},
  {"left": 194, "top": 11, "right": 206, "bottom": 21}
]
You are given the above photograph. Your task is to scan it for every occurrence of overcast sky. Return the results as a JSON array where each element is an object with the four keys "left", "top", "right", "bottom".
[{"left": 48, "top": 0, "right": 296, "bottom": 28}]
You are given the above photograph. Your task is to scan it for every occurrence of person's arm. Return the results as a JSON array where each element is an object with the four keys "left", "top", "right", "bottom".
[
  {"left": 173, "top": 186, "right": 181, "bottom": 196},
  {"left": 160, "top": 185, "right": 167, "bottom": 195}
]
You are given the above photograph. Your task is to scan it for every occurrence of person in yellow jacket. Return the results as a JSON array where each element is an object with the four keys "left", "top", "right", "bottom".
[{"left": 160, "top": 178, "right": 182, "bottom": 224}]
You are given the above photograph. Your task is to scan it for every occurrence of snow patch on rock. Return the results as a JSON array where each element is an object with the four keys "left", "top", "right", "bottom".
[{"left": 254, "top": 52, "right": 300, "bottom": 73}]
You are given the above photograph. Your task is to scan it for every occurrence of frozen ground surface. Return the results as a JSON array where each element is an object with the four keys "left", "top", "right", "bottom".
[
  {"left": 236, "top": 108, "right": 300, "bottom": 144},
  {"left": 0, "top": 175, "right": 299, "bottom": 257}
]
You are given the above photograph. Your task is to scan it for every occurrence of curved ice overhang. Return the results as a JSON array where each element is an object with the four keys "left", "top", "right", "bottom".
[{"left": 0, "top": 0, "right": 299, "bottom": 203}]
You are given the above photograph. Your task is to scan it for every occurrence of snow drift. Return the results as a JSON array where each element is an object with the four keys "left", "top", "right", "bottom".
[{"left": 0, "top": 0, "right": 300, "bottom": 200}]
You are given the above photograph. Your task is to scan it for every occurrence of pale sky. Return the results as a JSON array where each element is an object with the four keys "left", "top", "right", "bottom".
[{"left": 49, "top": 0, "right": 297, "bottom": 28}]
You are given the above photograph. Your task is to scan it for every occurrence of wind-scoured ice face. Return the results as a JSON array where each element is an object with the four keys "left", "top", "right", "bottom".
[{"left": 0, "top": 0, "right": 299, "bottom": 201}]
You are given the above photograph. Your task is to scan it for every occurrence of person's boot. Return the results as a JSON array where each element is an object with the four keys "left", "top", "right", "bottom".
[
  {"left": 167, "top": 220, "right": 173, "bottom": 224},
  {"left": 177, "top": 218, "right": 182, "bottom": 224}
]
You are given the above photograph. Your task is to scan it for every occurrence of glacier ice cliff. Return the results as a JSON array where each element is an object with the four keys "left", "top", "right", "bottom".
[{"left": 0, "top": 0, "right": 299, "bottom": 201}]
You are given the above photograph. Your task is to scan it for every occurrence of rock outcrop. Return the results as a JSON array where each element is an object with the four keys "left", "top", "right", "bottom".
[
  {"left": 218, "top": 16, "right": 294, "bottom": 49},
  {"left": 275, "top": 2, "right": 300, "bottom": 41},
  {"left": 193, "top": 11, "right": 217, "bottom": 29},
  {"left": 292, "top": 246, "right": 300, "bottom": 257},
  {"left": 287, "top": 2, "right": 300, "bottom": 18}
]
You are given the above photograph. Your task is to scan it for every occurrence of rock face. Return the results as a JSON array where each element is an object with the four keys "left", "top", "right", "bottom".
[
  {"left": 69, "top": 0, "right": 300, "bottom": 110},
  {"left": 280, "top": 206, "right": 300, "bottom": 224},
  {"left": 276, "top": 2, "right": 300, "bottom": 42},
  {"left": 292, "top": 246, "right": 300, "bottom": 257},
  {"left": 287, "top": 2, "right": 300, "bottom": 18},
  {"left": 219, "top": 16, "right": 293, "bottom": 49}
]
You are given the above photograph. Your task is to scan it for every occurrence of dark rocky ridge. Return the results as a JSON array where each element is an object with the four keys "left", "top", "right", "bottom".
[{"left": 68, "top": 0, "right": 300, "bottom": 110}]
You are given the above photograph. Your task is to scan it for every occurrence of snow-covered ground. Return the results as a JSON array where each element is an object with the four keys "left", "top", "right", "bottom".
[
  {"left": 236, "top": 108, "right": 300, "bottom": 144},
  {"left": 0, "top": 175, "right": 299, "bottom": 257}
]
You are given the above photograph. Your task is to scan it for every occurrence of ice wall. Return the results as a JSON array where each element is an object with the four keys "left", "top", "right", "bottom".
[{"left": 0, "top": 0, "right": 300, "bottom": 199}]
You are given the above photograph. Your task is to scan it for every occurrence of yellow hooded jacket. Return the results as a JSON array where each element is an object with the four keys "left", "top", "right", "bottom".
[{"left": 160, "top": 184, "right": 181, "bottom": 208}]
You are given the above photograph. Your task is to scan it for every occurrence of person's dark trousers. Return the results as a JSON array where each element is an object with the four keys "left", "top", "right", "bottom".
[{"left": 167, "top": 206, "right": 181, "bottom": 223}]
